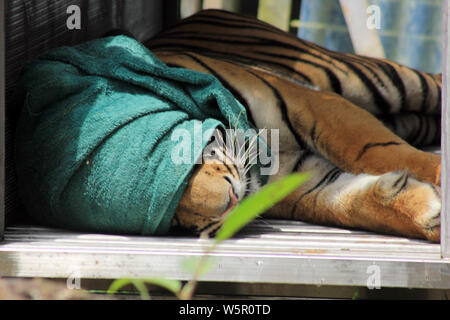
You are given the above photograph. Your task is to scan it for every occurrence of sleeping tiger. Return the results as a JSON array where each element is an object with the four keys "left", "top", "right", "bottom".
[{"left": 143, "top": 9, "right": 442, "bottom": 242}]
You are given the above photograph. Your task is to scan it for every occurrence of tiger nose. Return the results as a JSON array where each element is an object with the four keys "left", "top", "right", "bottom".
[
  {"left": 224, "top": 176, "right": 241, "bottom": 200},
  {"left": 229, "top": 184, "right": 239, "bottom": 205},
  {"left": 221, "top": 185, "right": 239, "bottom": 217}
]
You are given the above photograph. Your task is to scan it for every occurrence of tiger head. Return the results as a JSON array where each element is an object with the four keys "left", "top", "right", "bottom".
[{"left": 171, "top": 128, "right": 261, "bottom": 236}]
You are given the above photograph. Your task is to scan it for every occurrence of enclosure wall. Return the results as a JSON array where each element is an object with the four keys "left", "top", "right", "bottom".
[{"left": 442, "top": 0, "right": 450, "bottom": 258}]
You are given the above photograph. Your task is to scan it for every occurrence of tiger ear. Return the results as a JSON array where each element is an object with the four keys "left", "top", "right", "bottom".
[{"left": 374, "top": 170, "right": 409, "bottom": 201}]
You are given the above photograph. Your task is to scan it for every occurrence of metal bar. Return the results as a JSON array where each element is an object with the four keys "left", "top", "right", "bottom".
[
  {"left": 442, "top": 0, "right": 450, "bottom": 258},
  {"left": 1, "top": 223, "right": 450, "bottom": 289},
  {"left": 0, "top": 0, "right": 5, "bottom": 241}
]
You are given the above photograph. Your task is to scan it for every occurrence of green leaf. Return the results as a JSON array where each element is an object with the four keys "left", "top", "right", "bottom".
[
  {"left": 108, "top": 278, "right": 133, "bottom": 295},
  {"left": 107, "top": 277, "right": 182, "bottom": 299},
  {"left": 141, "top": 278, "right": 182, "bottom": 296},
  {"left": 215, "top": 172, "right": 312, "bottom": 242},
  {"left": 181, "top": 256, "right": 216, "bottom": 276},
  {"left": 108, "top": 278, "right": 151, "bottom": 300},
  {"left": 131, "top": 279, "right": 151, "bottom": 300}
]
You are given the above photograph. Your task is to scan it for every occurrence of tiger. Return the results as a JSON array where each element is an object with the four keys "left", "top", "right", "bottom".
[{"left": 143, "top": 9, "right": 442, "bottom": 242}]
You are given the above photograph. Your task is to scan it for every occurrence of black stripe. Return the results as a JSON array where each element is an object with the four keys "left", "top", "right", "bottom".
[
  {"left": 392, "top": 174, "right": 409, "bottom": 198},
  {"left": 355, "top": 141, "right": 402, "bottom": 162},
  {"left": 392, "top": 172, "right": 406, "bottom": 188},
  {"left": 246, "top": 70, "right": 310, "bottom": 151},
  {"left": 165, "top": 63, "right": 184, "bottom": 68},
  {"left": 223, "top": 161, "right": 237, "bottom": 179},
  {"left": 343, "top": 62, "right": 392, "bottom": 113},
  {"left": 374, "top": 61, "right": 408, "bottom": 111},
  {"left": 413, "top": 70, "right": 429, "bottom": 113},
  {"left": 351, "top": 61, "right": 387, "bottom": 90},
  {"left": 327, "top": 168, "right": 343, "bottom": 184}
]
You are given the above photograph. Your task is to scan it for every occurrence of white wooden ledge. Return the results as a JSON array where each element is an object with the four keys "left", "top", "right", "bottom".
[{"left": 1, "top": 220, "right": 449, "bottom": 289}]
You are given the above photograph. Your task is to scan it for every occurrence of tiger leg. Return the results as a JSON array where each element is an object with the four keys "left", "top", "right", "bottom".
[
  {"left": 264, "top": 154, "right": 441, "bottom": 242},
  {"left": 251, "top": 69, "right": 441, "bottom": 186}
]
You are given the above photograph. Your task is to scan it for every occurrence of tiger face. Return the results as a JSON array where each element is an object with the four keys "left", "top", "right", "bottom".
[{"left": 172, "top": 129, "right": 261, "bottom": 236}]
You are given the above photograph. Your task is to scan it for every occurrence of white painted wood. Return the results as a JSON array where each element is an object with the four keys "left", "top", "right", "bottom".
[
  {"left": 442, "top": 0, "right": 450, "bottom": 258},
  {"left": 1, "top": 222, "right": 449, "bottom": 289},
  {"left": 339, "top": 0, "right": 385, "bottom": 58}
]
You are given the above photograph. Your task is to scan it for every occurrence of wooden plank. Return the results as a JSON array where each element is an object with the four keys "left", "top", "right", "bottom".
[
  {"left": 0, "top": 0, "right": 5, "bottom": 240},
  {"left": 442, "top": 0, "right": 450, "bottom": 258},
  {"left": 339, "top": 0, "right": 385, "bottom": 58},
  {"left": 257, "top": 0, "right": 292, "bottom": 31},
  {"left": 1, "top": 223, "right": 449, "bottom": 289}
]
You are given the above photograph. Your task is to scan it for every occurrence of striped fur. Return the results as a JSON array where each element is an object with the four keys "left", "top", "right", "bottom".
[{"left": 145, "top": 10, "right": 442, "bottom": 241}]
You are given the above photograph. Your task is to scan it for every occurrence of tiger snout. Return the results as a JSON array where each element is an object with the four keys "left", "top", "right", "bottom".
[{"left": 172, "top": 162, "right": 243, "bottom": 236}]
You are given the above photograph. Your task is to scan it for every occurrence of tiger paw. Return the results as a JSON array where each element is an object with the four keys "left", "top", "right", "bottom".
[{"left": 373, "top": 171, "right": 441, "bottom": 242}]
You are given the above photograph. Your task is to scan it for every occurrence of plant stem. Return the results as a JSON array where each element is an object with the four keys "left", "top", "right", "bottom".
[{"left": 179, "top": 237, "right": 218, "bottom": 300}]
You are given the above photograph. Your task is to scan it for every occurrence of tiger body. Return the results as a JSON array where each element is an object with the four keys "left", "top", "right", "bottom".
[{"left": 144, "top": 9, "right": 442, "bottom": 241}]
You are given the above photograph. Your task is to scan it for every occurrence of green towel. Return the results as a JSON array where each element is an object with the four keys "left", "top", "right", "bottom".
[{"left": 15, "top": 35, "right": 262, "bottom": 235}]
